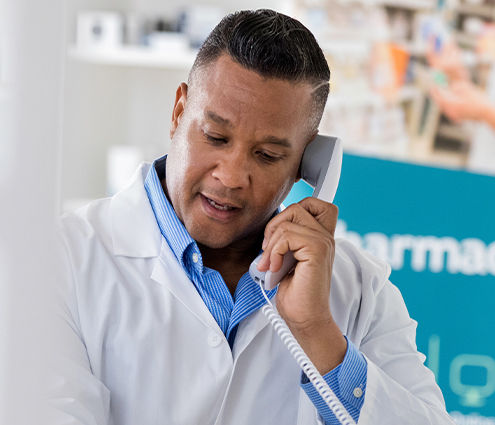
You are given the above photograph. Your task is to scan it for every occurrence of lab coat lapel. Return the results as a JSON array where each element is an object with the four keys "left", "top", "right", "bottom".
[
  {"left": 110, "top": 162, "right": 222, "bottom": 332},
  {"left": 232, "top": 304, "right": 271, "bottom": 359},
  {"left": 151, "top": 239, "right": 223, "bottom": 333}
]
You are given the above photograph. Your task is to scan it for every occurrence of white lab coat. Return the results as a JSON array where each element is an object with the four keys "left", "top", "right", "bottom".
[{"left": 54, "top": 163, "right": 455, "bottom": 425}]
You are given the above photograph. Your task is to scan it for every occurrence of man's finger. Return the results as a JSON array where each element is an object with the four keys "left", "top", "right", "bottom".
[
  {"left": 263, "top": 202, "right": 324, "bottom": 249},
  {"left": 297, "top": 197, "right": 338, "bottom": 235},
  {"left": 259, "top": 221, "right": 309, "bottom": 271}
]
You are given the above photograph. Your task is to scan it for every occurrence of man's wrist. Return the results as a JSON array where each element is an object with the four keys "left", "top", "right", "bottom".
[{"left": 289, "top": 317, "right": 347, "bottom": 375}]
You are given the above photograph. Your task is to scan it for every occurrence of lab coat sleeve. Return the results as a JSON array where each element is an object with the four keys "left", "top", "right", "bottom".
[
  {"left": 48, "top": 229, "right": 111, "bottom": 425},
  {"left": 356, "top": 279, "right": 455, "bottom": 425}
]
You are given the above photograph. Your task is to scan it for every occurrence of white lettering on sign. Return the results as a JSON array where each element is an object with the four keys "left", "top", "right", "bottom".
[
  {"left": 450, "top": 411, "right": 495, "bottom": 425},
  {"left": 336, "top": 220, "right": 495, "bottom": 276}
]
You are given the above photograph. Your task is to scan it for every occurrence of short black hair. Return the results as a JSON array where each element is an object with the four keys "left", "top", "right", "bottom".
[{"left": 188, "top": 9, "right": 330, "bottom": 131}]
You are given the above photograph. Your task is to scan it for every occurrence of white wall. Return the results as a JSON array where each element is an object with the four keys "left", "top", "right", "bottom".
[{"left": 0, "top": 1, "right": 66, "bottom": 423}]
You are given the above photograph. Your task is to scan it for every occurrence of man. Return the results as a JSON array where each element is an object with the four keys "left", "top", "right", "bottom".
[{"left": 56, "top": 9, "right": 455, "bottom": 425}]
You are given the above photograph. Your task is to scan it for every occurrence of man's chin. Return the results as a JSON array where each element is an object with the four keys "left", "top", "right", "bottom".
[
  {"left": 185, "top": 226, "right": 232, "bottom": 249},
  {"left": 189, "top": 226, "right": 261, "bottom": 251},
  {"left": 195, "top": 236, "right": 233, "bottom": 249}
]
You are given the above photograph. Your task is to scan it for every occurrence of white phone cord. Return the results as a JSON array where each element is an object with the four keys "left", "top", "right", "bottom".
[{"left": 258, "top": 283, "right": 356, "bottom": 425}]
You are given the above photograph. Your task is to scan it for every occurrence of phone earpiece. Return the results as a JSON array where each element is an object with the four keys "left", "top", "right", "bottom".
[{"left": 249, "top": 135, "right": 342, "bottom": 289}]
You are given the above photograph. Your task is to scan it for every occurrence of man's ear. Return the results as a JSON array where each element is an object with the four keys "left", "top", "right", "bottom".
[
  {"left": 296, "top": 131, "right": 319, "bottom": 181},
  {"left": 170, "top": 82, "right": 188, "bottom": 139}
]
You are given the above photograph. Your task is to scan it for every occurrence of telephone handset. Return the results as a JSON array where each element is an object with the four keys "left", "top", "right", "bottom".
[
  {"left": 248, "top": 135, "right": 355, "bottom": 425},
  {"left": 249, "top": 134, "right": 343, "bottom": 290}
]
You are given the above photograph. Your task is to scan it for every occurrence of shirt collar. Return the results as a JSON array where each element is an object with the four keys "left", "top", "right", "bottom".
[{"left": 144, "top": 155, "right": 202, "bottom": 272}]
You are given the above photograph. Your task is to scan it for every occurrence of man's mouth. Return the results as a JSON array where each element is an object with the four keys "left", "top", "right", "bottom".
[
  {"left": 200, "top": 194, "right": 242, "bottom": 217},
  {"left": 205, "top": 197, "right": 235, "bottom": 211},
  {"left": 201, "top": 194, "right": 240, "bottom": 211}
]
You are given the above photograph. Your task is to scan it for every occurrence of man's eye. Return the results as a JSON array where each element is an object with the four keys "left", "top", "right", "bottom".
[
  {"left": 204, "top": 133, "right": 227, "bottom": 144},
  {"left": 257, "top": 151, "right": 281, "bottom": 163}
]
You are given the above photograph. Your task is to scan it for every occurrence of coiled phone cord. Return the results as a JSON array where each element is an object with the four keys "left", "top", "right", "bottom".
[{"left": 258, "top": 283, "right": 356, "bottom": 425}]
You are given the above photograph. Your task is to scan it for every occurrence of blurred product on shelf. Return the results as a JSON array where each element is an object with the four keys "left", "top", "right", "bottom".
[
  {"left": 76, "top": 6, "right": 225, "bottom": 53},
  {"left": 146, "top": 31, "right": 189, "bottom": 52},
  {"left": 76, "top": 11, "right": 124, "bottom": 49},
  {"left": 294, "top": 0, "right": 423, "bottom": 158},
  {"left": 371, "top": 42, "right": 410, "bottom": 94},
  {"left": 293, "top": 0, "right": 495, "bottom": 173}
]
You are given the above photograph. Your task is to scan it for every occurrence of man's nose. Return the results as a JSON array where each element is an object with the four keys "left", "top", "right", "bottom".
[{"left": 211, "top": 150, "right": 251, "bottom": 190}]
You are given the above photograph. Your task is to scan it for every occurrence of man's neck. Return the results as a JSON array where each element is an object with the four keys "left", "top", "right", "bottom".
[
  {"left": 198, "top": 233, "right": 263, "bottom": 296},
  {"left": 160, "top": 174, "right": 263, "bottom": 295}
]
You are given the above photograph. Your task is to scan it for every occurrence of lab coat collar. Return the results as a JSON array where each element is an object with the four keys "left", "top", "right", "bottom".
[{"left": 110, "top": 163, "right": 162, "bottom": 258}]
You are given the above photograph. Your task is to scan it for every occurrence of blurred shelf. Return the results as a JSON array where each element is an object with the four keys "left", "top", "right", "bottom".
[
  {"left": 320, "top": 39, "right": 371, "bottom": 58},
  {"left": 409, "top": 137, "right": 467, "bottom": 168},
  {"left": 326, "top": 85, "right": 420, "bottom": 108},
  {"left": 299, "top": 0, "right": 435, "bottom": 10},
  {"left": 397, "top": 41, "right": 427, "bottom": 56},
  {"left": 374, "top": 0, "right": 435, "bottom": 10},
  {"left": 437, "top": 123, "right": 470, "bottom": 142},
  {"left": 68, "top": 45, "right": 197, "bottom": 69},
  {"left": 454, "top": 31, "right": 478, "bottom": 49},
  {"left": 410, "top": 149, "right": 466, "bottom": 168},
  {"left": 456, "top": 3, "right": 495, "bottom": 19},
  {"left": 345, "top": 137, "right": 469, "bottom": 169},
  {"left": 343, "top": 141, "right": 409, "bottom": 161}
]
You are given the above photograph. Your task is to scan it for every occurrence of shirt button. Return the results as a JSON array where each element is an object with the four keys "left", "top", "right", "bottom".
[
  {"left": 353, "top": 387, "right": 363, "bottom": 398},
  {"left": 192, "top": 253, "right": 199, "bottom": 263},
  {"left": 208, "top": 333, "right": 222, "bottom": 347}
]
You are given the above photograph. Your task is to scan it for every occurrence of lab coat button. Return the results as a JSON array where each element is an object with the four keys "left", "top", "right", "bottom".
[
  {"left": 353, "top": 387, "right": 363, "bottom": 398},
  {"left": 208, "top": 333, "right": 222, "bottom": 347},
  {"left": 192, "top": 253, "right": 199, "bottom": 263}
]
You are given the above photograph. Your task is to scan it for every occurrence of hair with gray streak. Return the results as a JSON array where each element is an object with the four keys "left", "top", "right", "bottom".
[{"left": 188, "top": 9, "right": 330, "bottom": 131}]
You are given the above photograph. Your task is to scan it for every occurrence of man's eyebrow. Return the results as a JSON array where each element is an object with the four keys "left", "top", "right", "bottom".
[
  {"left": 205, "top": 110, "right": 292, "bottom": 148},
  {"left": 205, "top": 110, "right": 233, "bottom": 127}
]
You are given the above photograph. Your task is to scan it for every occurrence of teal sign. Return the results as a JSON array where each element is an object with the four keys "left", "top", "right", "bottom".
[{"left": 285, "top": 153, "right": 495, "bottom": 424}]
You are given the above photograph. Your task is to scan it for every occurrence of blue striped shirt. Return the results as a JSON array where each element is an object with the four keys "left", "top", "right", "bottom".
[{"left": 144, "top": 155, "right": 367, "bottom": 424}]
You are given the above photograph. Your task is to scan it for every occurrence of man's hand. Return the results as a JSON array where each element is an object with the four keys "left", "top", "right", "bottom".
[{"left": 256, "top": 197, "right": 347, "bottom": 374}]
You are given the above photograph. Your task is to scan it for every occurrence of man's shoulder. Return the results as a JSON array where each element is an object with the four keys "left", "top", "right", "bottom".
[
  {"left": 61, "top": 198, "right": 112, "bottom": 239},
  {"left": 333, "top": 237, "right": 392, "bottom": 295},
  {"left": 331, "top": 238, "right": 397, "bottom": 343},
  {"left": 59, "top": 198, "right": 114, "bottom": 261},
  {"left": 59, "top": 161, "right": 157, "bottom": 255}
]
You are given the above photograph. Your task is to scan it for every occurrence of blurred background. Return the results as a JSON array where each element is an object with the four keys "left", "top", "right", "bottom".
[
  {"left": 1, "top": 0, "right": 495, "bottom": 424},
  {"left": 62, "top": 0, "right": 495, "bottom": 207}
]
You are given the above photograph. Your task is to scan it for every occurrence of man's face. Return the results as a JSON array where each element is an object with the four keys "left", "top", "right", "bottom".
[{"left": 165, "top": 54, "right": 316, "bottom": 249}]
